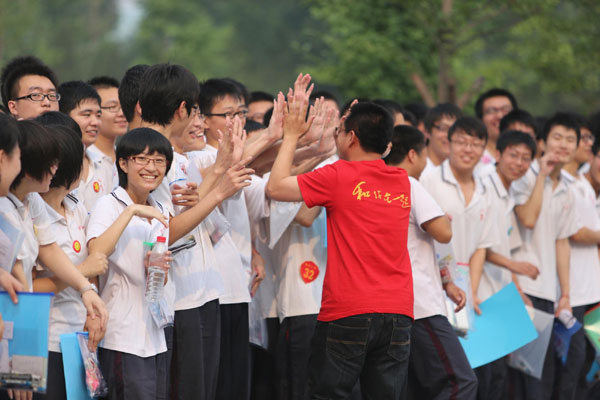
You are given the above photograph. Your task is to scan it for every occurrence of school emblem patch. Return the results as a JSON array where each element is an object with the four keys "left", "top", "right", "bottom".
[
  {"left": 300, "top": 261, "right": 319, "bottom": 284},
  {"left": 93, "top": 181, "right": 100, "bottom": 193},
  {"left": 73, "top": 240, "right": 81, "bottom": 253}
]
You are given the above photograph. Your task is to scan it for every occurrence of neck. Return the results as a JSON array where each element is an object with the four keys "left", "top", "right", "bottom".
[
  {"left": 141, "top": 121, "right": 174, "bottom": 140},
  {"left": 126, "top": 185, "right": 150, "bottom": 205},
  {"left": 427, "top": 146, "right": 445, "bottom": 166},
  {"left": 129, "top": 114, "right": 143, "bottom": 131},
  {"left": 485, "top": 139, "right": 497, "bottom": 158},
  {"left": 496, "top": 167, "right": 511, "bottom": 189},
  {"left": 206, "top": 133, "right": 219, "bottom": 149},
  {"left": 449, "top": 163, "right": 473, "bottom": 184},
  {"left": 563, "top": 160, "right": 579, "bottom": 177},
  {"left": 347, "top": 149, "right": 383, "bottom": 162},
  {"left": 41, "top": 187, "right": 68, "bottom": 213},
  {"left": 94, "top": 135, "right": 117, "bottom": 161},
  {"left": 394, "top": 162, "right": 416, "bottom": 179},
  {"left": 549, "top": 163, "right": 563, "bottom": 181}
]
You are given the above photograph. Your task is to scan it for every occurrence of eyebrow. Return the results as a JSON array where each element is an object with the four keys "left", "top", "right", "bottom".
[{"left": 27, "top": 86, "right": 56, "bottom": 92}]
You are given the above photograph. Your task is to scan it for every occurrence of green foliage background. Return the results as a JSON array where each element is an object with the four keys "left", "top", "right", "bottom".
[{"left": 1, "top": 0, "right": 599, "bottom": 116}]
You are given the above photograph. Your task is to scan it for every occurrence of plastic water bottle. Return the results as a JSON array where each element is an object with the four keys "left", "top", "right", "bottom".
[{"left": 145, "top": 236, "right": 167, "bottom": 303}]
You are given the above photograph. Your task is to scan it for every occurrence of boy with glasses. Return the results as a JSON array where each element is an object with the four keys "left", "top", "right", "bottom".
[
  {"left": 420, "top": 103, "right": 462, "bottom": 178},
  {"left": 1, "top": 55, "right": 60, "bottom": 120}
]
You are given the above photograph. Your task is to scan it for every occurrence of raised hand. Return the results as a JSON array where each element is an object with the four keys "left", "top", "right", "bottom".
[
  {"left": 171, "top": 182, "right": 200, "bottom": 208},
  {"left": 231, "top": 116, "right": 247, "bottom": 165},
  {"left": 215, "top": 117, "right": 234, "bottom": 173},
  {"left": 283, "top": 77, "right": 315, "bottom": 140},
  {"left": 316, "top": 106, "right": 339, "bottom": 155},
  {"left": 299, "top": 96, "right": 327, "bottom": 146},
  {"left": 215, "top": 162, "right": 255, "bottom": 200},
  {"left": 267, "top": 92, "right": 286, "bottom": 141}
]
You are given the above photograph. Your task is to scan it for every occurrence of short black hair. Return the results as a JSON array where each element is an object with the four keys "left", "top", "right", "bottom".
[
  {"left": 198, "top": 79, "right": 244, "bottom": 115},
  {"left": 385, "top": 125, "right": 426, "bottom": 165},
  {"left": 88, "top": 76, "right": 119, "bottom": 90},
  {"left": 0, "top": 113, "right": 19, "bottom": 155},
  {"left": 496, "top": 130, "right": 537, "bottom": 159},
  {"left": 139, "top": 64, "right": 198, "bottom": 126},
  {"left": 1, "top": 56, "right": 58, "bottom": 108},
  {"left": 34, "top": 111, "right": 82, "bottom": 137},
  {"left": 344, "top": 102, "right": 394, "bottom": 154},
  {"left": 373, "top": 99, "right": 403, "bottom": 115},
  {"left": 11, "top": 120, "right": 60, "bottom": 189},
  {"left": 424, "top": 103, "right": 463, "bottom": 132},
  {"left": 310, "top": 91, "right": 339, "bottom": 108},
  {"left": 571, "top": 114, "right": 592, "bottom": 133},
  {"left": 592, "top": 137, "right": 600, "bottom": 156},
  {"left": 116, "top": 128, "right": 173, "bottom": 189},
  {"left": 119, "top": 64, "right": 149, "bottom": 123},
  {"left": 499, "top": 109, "right": 538, "bottom": 138},
  {"left": 249, "top": 91, "right": 274, "bottom": 104},
  {"left": 222, "top": 78, "right": 249, "bottom": 106},
  {"left": 340, "top": 98, "right": 369, "bottom": 117},
  {"left": 58, "top": 81, "right": 101, "bottom": 115},
  {"left": 262, "top": 107, "right": 274, "bottom": 126},
  {"left": 540, "top": 112, "right": 580, "bottom": 144},
  {"left": 48, "top": 125, "right": 84, "bottom": 189},
  {"left": 401, "top": 109, "right": 417, "bottom": 126},
  {"left": 474, "top": 88, "right": 518, "bottom": 119},
  {"left": 404, "top": 103, "right": 429, "bottom": 124},
  {"left": 448, "top": 116, "right": 488, "bottom": 142},
  {"left": 245, "top": 120, "right": 265, "bottom": 133}
]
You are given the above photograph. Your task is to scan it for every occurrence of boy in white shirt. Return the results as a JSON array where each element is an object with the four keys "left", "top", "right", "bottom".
[
  {"left": 420, "top": 103, "right": 462, "bottom": 178},
  {"left": 510, "top": 113, "right": 581, "bottom": 400},
  {"left": 386, "top": 125, "right": 478, "bottom": 400}
]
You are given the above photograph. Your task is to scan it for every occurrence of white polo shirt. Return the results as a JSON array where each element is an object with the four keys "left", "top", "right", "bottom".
[
  {"left": 419, "top": 157, "right": 437, "bottom": 179},
  {"left": 420, "top": 159, "right": 498, "bottom": 268},
  {"left": 37, "top": 194, "right": 88, "bottom": 353},
  {"left": 407, "top": 177, "right": 448, "bottom": 320},
  {"left": 478, "top": 171, "right": 522, "bottom": 301},
  {"left": 154, "top": 151, "right": 224, "bottom": 311},
  {"left": 0, "top": 193, "right": 55, "bottom": 290},
  {"left": 510, "top": 160, "right": 580, "bottom": 302},
  {"left": 563, "top": 170, "right": 600, "bottom": 307},
  {"left": 87, "top": 187, "right": 170, "bottom": 358},
  {"left": 75, "top": 146, "right": 118, "bottom": 213}
]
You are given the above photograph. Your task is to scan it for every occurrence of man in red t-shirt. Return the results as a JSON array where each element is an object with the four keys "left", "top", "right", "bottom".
[{"left": 266, "top": 74, "right": 413, "bottom": 399}]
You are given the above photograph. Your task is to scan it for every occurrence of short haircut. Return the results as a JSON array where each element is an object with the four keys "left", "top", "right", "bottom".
[
  {"left": 385, "top": 125, "right": 426, "bottom": 165},
  {"left": 340, "top": 98, "right": 370, "bottom": 117},
  {"left": 245, "top": 120, "right": 265, "bottom": 133},
  {"left": 424, "top": 103, "right": 463, "bottom": 132},
  {"left": 0, "top": 114, "right": 20, "bottom": 155},
  {"left": 344, "top": 102, "right": 394, "bottom": 154},
  {"left": 592, "top": 138, "right": 600, "bottom": 156},
  {"left": 1, "top": 56, "right": 58, "bottom": 108},
  {"left": 88, "top": 76, "right": 119, "bottom": 90},
  {"left": 499, "top": 109, "right": 538, "bottom": 137},
  {"left": 474, "top": 88, "right": 518, "bottom": 119},
  {"left": 448, "top": 116, "right": 488, "bottom": 142},
  {"left": 496, "top": 130, "right": 537, "bottom": 159},
  {"left": 139, "top": 64, "right": 198, "bottom": 126},
  {"left": 11, "top": 120, "right": 60, "bottom": 189},
  {"left": 571, "top": 113, "right": 592, "bottom": 133},
  {"left": 373, "top": 99, "right": 403, "bottom": 115},
  {"left": 222, "top": 78, "right": 249, "bottom": 105},
  {"left": 404, "top": 103, "right": 429, "bottom": 124},
  {"left": 58, "top": 81, "right": 101, "bottom": 114},
  {"left": 116, "top": 128, "right": 173, "bottom": 189},
  {"left": 262, "top": 107, "right": 274, "bottom": 126},
  {"left": 198, "top": 79, "right": 243, "bottom": 115},
  {"left": 34, "top": 111, "right": 82, "bottom": 137},
  {"left": 401, "top": 109, "right": 417, "bottom": 126},
  {"left": 48, "top": 125, "right": 84, "bottom": 189},
  {"left": 249, "top": 91, "right": 274, "bottom": 104},
  {"left": 540, "top": 112, "right": 580, "bottom": 143},
  {"left": 310, "top": 91, "right": 339, "bottom": 108},
  {"left": 119, "top": 64, "right": 149, "bottom": 123}
]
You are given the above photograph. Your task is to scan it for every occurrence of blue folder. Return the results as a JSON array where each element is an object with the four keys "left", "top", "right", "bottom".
[
  {"left": 60, "top": 332, "right": 92, "bottom": 400},
  {"left": 459, "top": 283, "right": 538, "bottom": 369}
]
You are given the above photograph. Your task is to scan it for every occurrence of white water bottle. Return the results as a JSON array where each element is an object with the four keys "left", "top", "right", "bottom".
[{"left": 145, "top": 236, "right": 167, "bottom": 303}]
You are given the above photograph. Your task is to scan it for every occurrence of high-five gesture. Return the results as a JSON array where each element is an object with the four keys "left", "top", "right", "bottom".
[{"left": 283, "top": 73, "right": 315, "bottom": 140}]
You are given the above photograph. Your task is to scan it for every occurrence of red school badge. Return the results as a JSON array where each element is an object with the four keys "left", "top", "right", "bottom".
[
  {"left": 93, "top": 181, "right": 100, "bottom": 193},
  {"left": 73, "top": 240, "right": 81, "bottom": 253},
  {"left": 300, "top": 261, "right": 319, "bottom": 283}
]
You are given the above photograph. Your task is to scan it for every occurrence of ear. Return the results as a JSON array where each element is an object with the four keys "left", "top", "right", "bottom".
[
  {"left": 538, "top": 138, "right": 546, "bottom": 154},
  {"left": 118, "top": 158, "right": 129, "bottom": 174},
  {"left": 423, "top": 129, "right": 432, "bottom": 140},
  {"left": 176, "top": 101, "right": 188, "bottom": 120},
  {"left": 7, "top": 100, "right": 18, "bottom": 118},
  {"left": 347, "top": 130, "right": 358, "bottom": 148},
  {"left": 381, "top": 142, "right": 392, "bottom": 158},
  {"left": 407, "top": 148, "right": 418, "bottom": 164},
  {"left": 494, "top": 149, "right": 501, "bottom": 161},
  {"left": 135, "top": 101, "right": 143, "bottom": 117}
]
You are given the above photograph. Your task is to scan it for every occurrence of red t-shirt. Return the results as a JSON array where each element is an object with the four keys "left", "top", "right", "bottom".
[{"left": 297, "top": 159, "right": 413, "bottom": 321}]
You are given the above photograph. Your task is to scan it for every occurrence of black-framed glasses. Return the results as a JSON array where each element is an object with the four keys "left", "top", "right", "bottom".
[
  {"left": 100, "top": 103, "right": 122, "bottom": 113},
  {"left": 204, "top": 110, "right": 249, "bottom": 119},
  {"left": 13, "top": 92, "right": 60, "bottom": 102}
]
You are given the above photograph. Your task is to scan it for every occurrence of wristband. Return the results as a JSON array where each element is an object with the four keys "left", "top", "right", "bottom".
[
  {"left": 440, "top": 266, "right": 452, "bottom": 285},
  {"left": 80, "top": 283, "right": 98, "bottom": 296}
]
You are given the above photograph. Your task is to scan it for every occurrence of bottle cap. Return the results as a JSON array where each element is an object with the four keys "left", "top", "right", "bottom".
[{"left": 156, "top": 236, "right": 166, "bottom": 243}]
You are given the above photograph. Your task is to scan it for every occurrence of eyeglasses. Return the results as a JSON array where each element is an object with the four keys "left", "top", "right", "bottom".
[
  {"left": 128, "top": 155, "right": 167, "bottom": 167},
  {"left": 13, "top": 92, "right": 60, "bottom": 102},
  {"left": 204, "top": 110, "right": 249, "bottom": 119},
  {"left": 581, "top": 134, "right": 595, "bottom": 144},
  {"left": 483, "top": 105, "right": 512, "bottom": 116},
  {"left": 100, "top": 103, "right": 122, "bottom": 113},
  {"left": 450, "top": 138, "right": 485, "bottom": 150},
  {"left": 432, "top": 124, "right": 452, "bottom": 132}
]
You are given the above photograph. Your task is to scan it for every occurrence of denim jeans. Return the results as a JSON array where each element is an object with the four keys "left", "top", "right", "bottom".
[{"left": 308, "top": 313, "right": 412, "bottom": 400}]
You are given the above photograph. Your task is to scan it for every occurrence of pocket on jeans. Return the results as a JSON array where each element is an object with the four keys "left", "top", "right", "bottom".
[
  {"left": 326, "top": 316, "right": 370, "bottom": 360},
  {"left": 387, "top": 315, "right": 411, "bottom": 362}
]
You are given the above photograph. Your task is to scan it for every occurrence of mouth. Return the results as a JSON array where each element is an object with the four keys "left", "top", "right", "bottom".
[
  {"left": 140, "top": 174, "right": 158, "bottom": 182},
  {"left": 86, "top": 130, "right": 98, "bottom": 137}
]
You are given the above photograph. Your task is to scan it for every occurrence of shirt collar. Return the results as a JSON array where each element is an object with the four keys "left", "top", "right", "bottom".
[
  {"left": 111, "top": 186, "right": 163, "bottom": 213},
  {"left": 440, "top": 159, "right": 458, "bottom": 186},
  {"left": 488, "top": 170, "right": 509, "bottom": 198}
]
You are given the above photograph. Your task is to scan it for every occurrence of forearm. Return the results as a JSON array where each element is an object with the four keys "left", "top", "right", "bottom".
[
  {"left": 169, "top": 190, "right": 222, "bottom": 244},
  {"left": 486, "top": 249, "right": 513, "bottom": 271},
  {"left": 243, "top": 129, "right": 279, "bottom": 165},
  {"left": 88, "top": 207, "right": 135, "bottom": 256},
  {"left": 33, "top": 276, "right": 65, "bottom": 293},
  {"left": 556, "top": 238, "right": 570, "bottom": 297},
  {"left": 570, "top": 227, "right": 600, "bottom": 245},
  {"left": 294, "top": 204, "right": 322, "bottom": 227},
  {"left": 515, "top": 176, "right": 545, "bottom": 228},
  {"left": 38, "top": 243, "right": 89, "bottom": 291},
  {"left": 469, "top": 248, "right": 486, "bottom": 296},
  {"left": 11, "top": 261, "right": 27, "bottom": 290},
  {"left": 266, "top": 137, "right": 299, "bottom": 199}
]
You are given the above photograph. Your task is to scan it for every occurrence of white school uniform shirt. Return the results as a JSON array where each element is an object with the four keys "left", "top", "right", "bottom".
[
  {"left": 510, "top": 160, "right": 580, "bottom": 302},
  {"left": 0, "top": 193, "right": 55, "bottom": 290},
  {"left": 75, "top": 146, "right": 118, "bottom": 213},
  {"left": 87, "top": 187, "right": 170, "bottom": 358},
  {"left": 407, "top": 177, "right": 448, "bottom": 320},
  {"left": 420, "top": 159, "right": 498, "bottom": 268},
  {"left": 478, "top": 171, "right": 523, "bottom": 301},
  {"left": 419, "top": 157, "right": 437, "bottom": 179},
  {"left": 191, "top": 145, "right": 269, "bottom": 304},
  {"left": 563, "top": 170, "right": 600, "bottom": 307},
  {"left": 37, "top": 194, "right": 88, "bottom": 352},
  {"left": 154, "top": 151, "right": 224, "bottom": 311}
]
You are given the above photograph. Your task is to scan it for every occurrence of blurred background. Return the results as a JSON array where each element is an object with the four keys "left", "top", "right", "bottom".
[{"left": 2, "top": 0, "right": 599, "bottom": 115}]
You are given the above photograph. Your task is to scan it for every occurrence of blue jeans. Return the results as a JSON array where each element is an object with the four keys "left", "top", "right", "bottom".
[{"left": 308, "top": 313, "right": 412, "bottom": 400}]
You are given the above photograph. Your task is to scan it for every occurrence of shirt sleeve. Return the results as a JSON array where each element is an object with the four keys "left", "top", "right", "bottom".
[
  {"left": 86, "top": 195, "right": 119, "bottom": 242},
  {"left": 557, "top": 187, "right": 582, "bottom": 239},
  {"left": 510, "top": 171, "right": 534, "bottom": 206},
  {"left": 477, "top": 191, "right": 500, "bottom": 249},
  {"left": 297, "top": 162, "right": 338, "bottom": 208},
  {"left": 409, "top": 177, "right": 444, "bottom": 232},
  {"left": 244, "top": 174, "right": 270, "bottom": 223},
  {"left": 28, "top": 193, "right": 56, "bottom": 245}
]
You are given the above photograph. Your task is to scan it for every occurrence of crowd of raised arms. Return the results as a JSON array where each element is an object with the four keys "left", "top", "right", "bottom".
[{"left": 0, "top": 55, "right": 598, "bottom": 400}]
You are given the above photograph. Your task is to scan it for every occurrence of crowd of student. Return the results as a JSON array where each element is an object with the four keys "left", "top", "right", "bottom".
[{"left": 0, "top": 54, "right": 598, "bottom": 400}]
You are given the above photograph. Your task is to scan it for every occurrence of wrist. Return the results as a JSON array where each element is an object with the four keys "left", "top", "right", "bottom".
[
  {"left": 560, "top": 293, "right": 570, "bottom": 299},
  {"left": 79, "top": 282, "right": 98, "bottom": 296}
]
